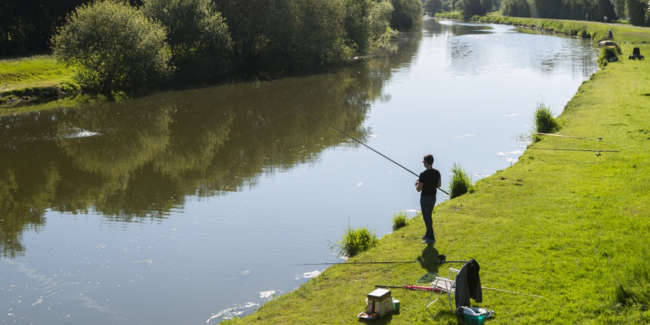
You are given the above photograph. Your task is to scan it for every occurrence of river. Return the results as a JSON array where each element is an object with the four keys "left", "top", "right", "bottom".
[{"left": 0, "top": 19, "right": 597, "bottom": 324}]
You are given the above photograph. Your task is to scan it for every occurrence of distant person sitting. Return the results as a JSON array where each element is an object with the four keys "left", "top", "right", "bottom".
[{"left": 608, "top": 29, "right": 613, "bottom": 39}]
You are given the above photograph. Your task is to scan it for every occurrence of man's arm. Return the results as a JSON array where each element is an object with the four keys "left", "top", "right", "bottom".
[{"left": 415, "top": 180, "right": 423, "bottom": 192}]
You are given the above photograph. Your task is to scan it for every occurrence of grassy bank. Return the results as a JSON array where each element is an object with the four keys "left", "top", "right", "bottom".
[
  {"left": 0, "top": 55, "right": 79, "bottom": 110},
  {"left": 222, "top": 20, "right": 650, "bottom": 324},
  {"left": 0, "top": 55, "right": 74, "bottom": 90}
]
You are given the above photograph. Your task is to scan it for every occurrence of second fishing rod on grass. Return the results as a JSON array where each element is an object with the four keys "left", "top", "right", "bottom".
[{"left": 296, "top": 108, "right": 449, "bottom": 196}]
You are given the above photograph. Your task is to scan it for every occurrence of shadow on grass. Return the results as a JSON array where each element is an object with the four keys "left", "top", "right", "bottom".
[
  {"left": 357, "top": 313, "right": 393, "bottom": 324},
  {"left": 426, "top": 308, "right": 465, "bottom": 325},
  {"left": 417, "top": 243, "right": 441, "bottom": 274}
]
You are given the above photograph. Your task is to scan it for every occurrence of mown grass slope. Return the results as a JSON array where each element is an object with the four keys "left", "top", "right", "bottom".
[
  {"left": 223, "top": 21, "right": 650, "bottom": 325},
  {"left": 0, "top": 55, "right": 74, "bottom": 92}
]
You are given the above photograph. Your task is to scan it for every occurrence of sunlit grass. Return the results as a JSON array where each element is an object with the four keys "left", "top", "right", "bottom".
[
  {"left": 223, "top": 19, "right": 650, "bottom": 325},
  {"left": 0, "top": 55, "right": 74, "bottom": 92}
]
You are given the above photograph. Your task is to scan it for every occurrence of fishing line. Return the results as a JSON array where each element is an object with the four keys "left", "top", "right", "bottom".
[
  {"left": 375, "top": 284, "right": 543, "bottom": 298},
  {"left": 528, "top": 148, "right": 620, "bottom": 153},
  {"left": 296, "top": 108, "right": 449, "bottom": 195},
  {"left": 290, "top": 260, "right": 467, "bottom": 266},
  {"left": 535, "top": 133, "right": 605, "bottom": 142}
]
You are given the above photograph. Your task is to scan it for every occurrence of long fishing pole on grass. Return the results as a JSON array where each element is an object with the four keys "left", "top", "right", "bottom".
[
  {"left": 289, "top": 260, "right": 468, "bottom": 266},
  {"left": 296, "top": 108, "right": 449, "bottom": 195}
]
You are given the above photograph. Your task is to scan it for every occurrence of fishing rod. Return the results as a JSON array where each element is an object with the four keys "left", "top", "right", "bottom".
[
  {"left": 375, "top": 284, "right": 543, "bottom": 298},
  {"left": 535, "top": 133, "right": 604, "bottom": 141},
  {"left": 375, "top": 284, "right": 441, "bottom": 292},
  {"left": 528, "top": 148, "right": 620, "bottom": 153},
  {"left": 296, "top": 108, "right": 449, "bottom": 195},
  {"left": 289, "top": 260, "right": 467, "bottom": 266}
]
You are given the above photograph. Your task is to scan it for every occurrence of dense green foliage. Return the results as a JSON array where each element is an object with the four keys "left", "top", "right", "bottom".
[
  {"left": 533, "top": 102, "right": 559, "bottom": 134},
  {"left": 142, "top": 0, "right": 233, "bottom": 83},
  {"left": 345, "top": 0, "right": 395, "bottom": 54},
  {"left": 391, "top": 211, "right": 409, "bottom": 231},
  {"left": 449, "top": 162, "right": 473, "bottom": 198},
  {"left": 500, "top": 0, "right": 531, "bottom": 16},
  {"left": 390, "top": 0, "right": 424, "bottom": 30},
  {"left": 0, "top": 0, "right": 143, "bottom": 56},
  {"left": 330, "top": 224, "right": 379, "bottom": 258},
  {"left": 423, "top": 0, "right": 444, "bottom": 15},
  {"left": 52, "top": 0, "right": 172, "bottom": 99}
]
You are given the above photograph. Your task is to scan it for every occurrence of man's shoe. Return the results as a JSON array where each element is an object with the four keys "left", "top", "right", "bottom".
[{"left": 422, "top": 238, "right": 436, "bottom": 244}]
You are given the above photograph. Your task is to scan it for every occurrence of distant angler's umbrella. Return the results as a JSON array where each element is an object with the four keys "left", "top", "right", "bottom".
[{"left": 597, "top": 40, "right": 617, "bottom": 48}]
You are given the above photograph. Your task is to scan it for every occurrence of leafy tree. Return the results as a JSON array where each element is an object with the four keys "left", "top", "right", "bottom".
[
  {"left": 626, "top": 0, "right": 648, "bottom": 25},
  {"left": 610, "top": 0, "right": 626, "bottom": 18},
  {"left": 52, "top": 0, "right": 172, "bottom": 99},
  {"left": 344, "top": 0, "right": 394, "bottom": 54},
  {"left": 501, "top": 0, "right": 531, "bottom": 16},
  {"left": 482, "top": 0, "right": 494, "bottom": 11},
  {"left": 424, "top": 0, "right": 444, "bottom": 14},
  {"left": 390, "top": 0, "right": 424, "bottom": 30},
  {"left": 142, "top": 0, "right": 233, "bottom": 83},
  {"left": 457, "top": 0, "right": 486, "bottom": 19}
]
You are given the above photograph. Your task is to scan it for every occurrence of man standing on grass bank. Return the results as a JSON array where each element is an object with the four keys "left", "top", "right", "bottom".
[{"left": 415, "top": 154, "right": 441, "bottom": 244}]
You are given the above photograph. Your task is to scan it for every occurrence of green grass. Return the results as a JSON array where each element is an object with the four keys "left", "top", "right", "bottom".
[
  {"left": 0, "top": 55, "right": 74, "bottom": 93},
  {"left": 223, "top": 19, "right": 650, "bottom": 325}
]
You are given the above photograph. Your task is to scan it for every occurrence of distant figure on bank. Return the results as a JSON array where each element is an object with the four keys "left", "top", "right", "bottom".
[
  {"left": 415, "top": 154, "right": 441, "bottom": 244},
  {"left": 586, "top": 13, "right": 589, "bottom": 21},
  {"left": 604, "top": 15, "right": 607, "bottom": 23}
]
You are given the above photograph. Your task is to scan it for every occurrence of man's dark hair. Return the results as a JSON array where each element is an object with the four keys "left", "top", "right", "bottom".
[{"left": 424, "top": 154, "right": 434, "bottom": 165}]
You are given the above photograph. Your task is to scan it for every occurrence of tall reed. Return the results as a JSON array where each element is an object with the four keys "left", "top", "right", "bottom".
[
  {"left": 534, "top": 102, "right": 560, "bottom": 134},
  {"left": 449, "top": 162, "right": 473, "bottom": 199},
  {"left": 392, "top": 211, "right": 408, "bottom": 231},
  {"left": 330, "top": 224, "right": 378, "bottom": 258}
]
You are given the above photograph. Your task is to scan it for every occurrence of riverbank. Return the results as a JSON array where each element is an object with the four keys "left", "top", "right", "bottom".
[
  {"left": 221, "top": 20, "right": 650, "bottom": 324},
  {"left": 0, "top": 55, "right": 84, "bottom": 114}
]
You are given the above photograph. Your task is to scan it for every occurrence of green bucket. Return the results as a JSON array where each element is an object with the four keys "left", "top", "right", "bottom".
[{"left": 464, "top": 313, "right": 485, "bottom": 325}]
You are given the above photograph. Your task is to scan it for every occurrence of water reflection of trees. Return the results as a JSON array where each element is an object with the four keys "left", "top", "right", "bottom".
[{"left": 0, "top": 38, "right": 418, "bottom": 258}]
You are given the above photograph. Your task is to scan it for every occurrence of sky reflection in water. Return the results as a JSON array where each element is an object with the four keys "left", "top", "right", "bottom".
[{"left": 0, "top": 19, "right": 597, "bottom": 324}]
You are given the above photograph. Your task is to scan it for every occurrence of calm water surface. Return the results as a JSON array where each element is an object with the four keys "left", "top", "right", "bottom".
[{"left": 0, "top": 20, "right": 597, "bottom": 324}]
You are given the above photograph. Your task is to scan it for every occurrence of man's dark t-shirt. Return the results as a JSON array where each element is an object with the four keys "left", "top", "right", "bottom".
[{"left": 419, "top": 169, "right": 441, "bottom": 196}]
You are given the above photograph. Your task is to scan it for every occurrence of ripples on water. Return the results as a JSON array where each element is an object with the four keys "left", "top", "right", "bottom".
[{"left": 0, "top": 19, "right": 597, "bottom": 324}]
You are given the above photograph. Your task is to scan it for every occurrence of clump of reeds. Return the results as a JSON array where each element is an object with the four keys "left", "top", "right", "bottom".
[
  {"left": 392, "top": 211, "right": 408, "bottom": 231},
  {"left": 534, "top": 102, "right": 560, "bottom": 133},
  {"left": 449, "top": 162, "right": 473, "bottom": 199},
  {"left": 330, "top": 224, "right": 378, "bottom": 258},
  {"left": 532, "top": 102, "right": 560, "bottom": 142}
]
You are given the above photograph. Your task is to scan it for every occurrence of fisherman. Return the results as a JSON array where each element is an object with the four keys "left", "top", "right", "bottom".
[{"left": 415, "top": 154, "right": 441, "bottom": 244}]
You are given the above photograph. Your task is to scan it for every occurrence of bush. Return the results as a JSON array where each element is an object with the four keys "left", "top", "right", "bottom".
[
  {"left": 390, "top": 0, "right": 423, "bottom": 31},
  {"left": 344, "top": 0, "right": 394, "bottom": 54},
  {"left": 533, "top": 102, "right": 560, "bottom": 134},
  {"left": 449, "top": 162, "right": 473, "bottom": 199},
  {"left": 500, "top": 0, "right": 531, "bottom": 17},
  {"left": 392, "top": 211, "right": 408, "bottom": 231},
  {"left": 142, "top": 0, "right": 233, "bottom": 83},
  {"left": 456, "top": 0, "right": 486, "bottom": 20},
  {"left": 52, "top": 0, "right": 172, "bottom": 100},
  {"left": 330, "top": 224, "right": 379, "bottom": 258},
  {"left": 424, "top": 0, "right": 443, "bottom": 15},
  {"left": 59, "top": 81, "right": 81, "bottom": 94}
]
